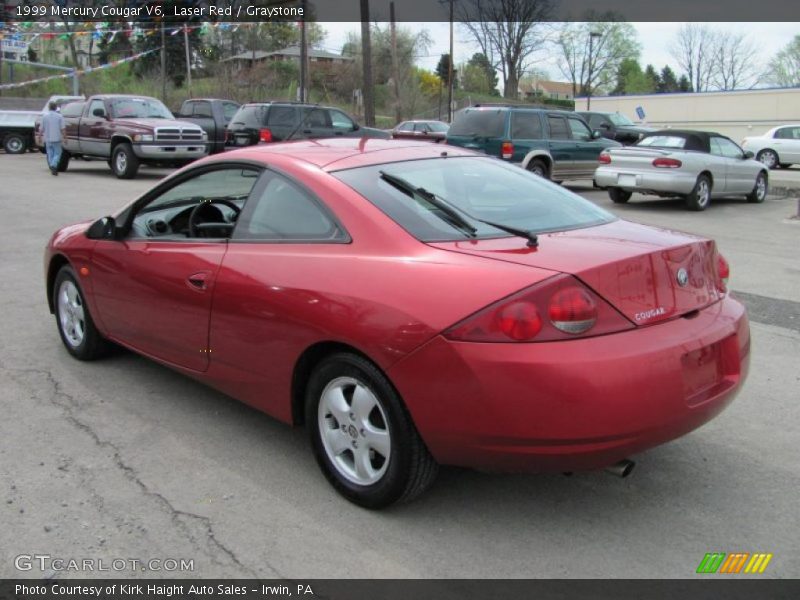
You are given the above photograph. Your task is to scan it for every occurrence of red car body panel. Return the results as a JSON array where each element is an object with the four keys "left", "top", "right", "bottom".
[{"left": 45, "top": 139, "right": 751, "bottom": 473}]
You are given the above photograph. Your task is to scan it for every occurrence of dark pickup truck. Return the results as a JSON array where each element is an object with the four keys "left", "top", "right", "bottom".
[
  {"left": 174, "top": 98, "right": 241, "bottom": 154},
  {"left": 58, "top": 94, "right": 208, "bottom": 178}
]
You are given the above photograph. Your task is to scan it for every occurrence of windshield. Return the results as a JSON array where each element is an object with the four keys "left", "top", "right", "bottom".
[
  {"left": 448, "top": 109, "right": 506, "bottom": 137},
  {"left": 333, "top": 157, "right": 615, "bottom": 242},
  {"left": 608, "top": 113, "right": 634, "bottom": 126},
  {"left": 109, "top": 98, "right": 173, "bottom": 119}
]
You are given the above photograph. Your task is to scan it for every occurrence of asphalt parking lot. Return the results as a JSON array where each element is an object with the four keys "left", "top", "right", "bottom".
[{"left": 1, "top": 153, "right": 798, "bottom": 579}]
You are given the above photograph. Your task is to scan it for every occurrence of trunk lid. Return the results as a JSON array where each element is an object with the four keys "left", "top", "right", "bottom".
[
  {"left": 429, "top": 219, "right": 724, "bottom": 326},
  {"left": 603, "top": 146, "right": 681, "bottom": 171}
]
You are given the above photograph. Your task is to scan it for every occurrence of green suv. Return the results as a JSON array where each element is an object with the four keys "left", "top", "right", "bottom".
[{"left": 446, "top": 105, "right": 621, "bottom": 181}]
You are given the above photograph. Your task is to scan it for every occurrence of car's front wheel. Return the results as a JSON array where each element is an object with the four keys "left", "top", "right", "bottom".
[
  {"left": 608, "top": 187, "right": 632, "bottom": 204},
  {"left": 747, "top": 171, "right": 768, "bottom": 203},
  {"left": 756, "top": 149, "right": 779, "bottom": 170},
  {"left": 306, "top": 353, "right": 438, "bottom": 508},
  {"left": 685, "top": 174, "right": 712, "bottom": 211},
  {"left": 53, "top": 266, "right": 110, "bottom": 360},
  {"left": 111, "top": 143, "right": 140, "bottom": 179}
]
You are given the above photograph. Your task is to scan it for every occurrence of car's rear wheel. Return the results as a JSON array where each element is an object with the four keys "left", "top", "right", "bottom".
[
  {"left": 53, "top": 266, "right": 110, "bottom": 361},
  {"left": 685, "top": 175, "right": 712, "bottom": 211},
  {"left": 111, "top": 143, "right": 140, "bottom": 179},
  {"left": 3, "top": 133, "right": 27, "bottom": 154},
  {"left": 747, "top": 171, "right": 768, "bottom": 203},
  {"left": 306, "top": 353, "right": 438, "bottom": 508},
  {"left": 608, "top": 187, "right": 632, "bottom": 204},
  {"left": 527, "top": 158, "right": 550, "bottom": 180},
  {"left": 756, "top": 149, "right": 779, "bottom": 170},
  {"left": 57, "top": 150, "right": 71, "bottom": 172},
  {"left": 779, "top": 163, "right": 792, "bottom": 169}
]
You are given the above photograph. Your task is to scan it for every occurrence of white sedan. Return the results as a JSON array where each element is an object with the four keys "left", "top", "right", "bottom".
[
  {"left": 594, "top": 130, "right": 768, "bottom": 211},
  {"left": 742, "top": 124, "right": 800, "bottom": 170}
]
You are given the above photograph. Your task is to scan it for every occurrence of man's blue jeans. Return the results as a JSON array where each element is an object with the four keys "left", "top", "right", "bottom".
[{"left": 45, "top": 142, "right": 62, "bottom": 171}]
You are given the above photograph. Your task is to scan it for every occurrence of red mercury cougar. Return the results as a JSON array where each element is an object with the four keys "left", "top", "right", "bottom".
[{"left": 45, "top": 139, "right": 750, "bottom": 508}]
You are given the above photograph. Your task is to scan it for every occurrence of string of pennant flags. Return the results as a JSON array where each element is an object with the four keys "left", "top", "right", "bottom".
[
  {"left": 0, "top": 21, "right": 273, "bottom": 42},
  {"left": 0, "top": 48, "right": 160, "bottom": 90}
]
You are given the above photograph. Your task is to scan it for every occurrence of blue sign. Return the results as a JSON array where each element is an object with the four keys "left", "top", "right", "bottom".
[{"left": 635, "top": 106, "right": 646, "bottom": 120}]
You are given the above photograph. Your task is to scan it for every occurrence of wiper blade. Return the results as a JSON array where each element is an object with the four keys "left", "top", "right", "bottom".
[
  {"left": 379, "top": 171, "right": 477, "bottom": 238},
  {"left": 472, "top": 217, "right": 538, "bottom": 248}
]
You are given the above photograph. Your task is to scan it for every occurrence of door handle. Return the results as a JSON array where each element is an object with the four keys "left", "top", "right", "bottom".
[{"left": 187, "top": 272, "right": 210, "bottom": 290}]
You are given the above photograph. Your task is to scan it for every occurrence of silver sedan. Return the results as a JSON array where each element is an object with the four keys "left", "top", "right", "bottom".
[{"left": 594, "top": 130, "right": 768, "bottom": 211}]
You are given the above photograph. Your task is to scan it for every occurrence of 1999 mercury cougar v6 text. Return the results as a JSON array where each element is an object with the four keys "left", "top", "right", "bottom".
[{"left": 45, "top": 138, "right": 750, "bottom": 508}]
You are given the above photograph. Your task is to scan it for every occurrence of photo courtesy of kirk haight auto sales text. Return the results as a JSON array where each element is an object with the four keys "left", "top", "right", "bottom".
[{"left": 15, "top": 584, "right": 316, "bottom": 597}]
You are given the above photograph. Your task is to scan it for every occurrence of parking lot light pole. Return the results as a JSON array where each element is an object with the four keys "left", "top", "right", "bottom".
[{"left": 587, "top": 31, "right": 602, "bottom": 110}]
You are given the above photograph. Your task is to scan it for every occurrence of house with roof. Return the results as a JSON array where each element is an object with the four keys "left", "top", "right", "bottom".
[{"left": 518, "top": 79, "right": 575, "bottom": 101}]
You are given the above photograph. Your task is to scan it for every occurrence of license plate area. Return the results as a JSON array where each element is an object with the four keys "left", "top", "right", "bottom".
[
  {"left": 682, "top": 335, "right": 740, "bottom": 407},
  {"left": 235, "top": 137, "right": 250, "bottom": 146},
  {"left": 618, "top": 174, "right": 638, "bottom": 187}
]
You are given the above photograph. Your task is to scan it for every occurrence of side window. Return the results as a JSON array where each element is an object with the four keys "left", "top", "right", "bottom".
[
  {"left": 547, "top": 116, "right": 569, "bottom": 140},
  {"left": 588, "top": 115, "right": 605, "bottom": 128},
  {"left": 330, "top": 109, "right": 355, "bottom": 130},
  {"left": 267, "top": 106, "right": 298, "bottom": 126},
  {"left": 414, "top": 123, "right": 431, "bottom": 133},
  {"left": 88, "top": 99, "right": 106, "bottom": 118},
  {"left": 130, "top": 167, "right": 260, "bottom": 239},
  {"left": 710, "top": 138, "right": 724, "bottom": 156},
  {"left": 716, "top": 137, "right": 744, "bottom": 159},
  {"left": 222, "top": 103, "right": 239, "bottom": 123},
  {"left": 234, "top": 173, "right": 345, "bottom": 242},
  {"left": 398, "top": 122, "right": 413, "bottom": 132},
  {"left": 567, "top": 117, "right": 592, "bottom": 141},
  {"left": 774, "top": 128, "right": 790, "bottom": 139},
  {"left": 193, "top": 101, "right": 212, "bottom": 118},
  {"left": 511, "top": 112, "right": 543, "bottom": 139},
  {"left": 233, "top": 106, "right": 264, "bottom": 129}
]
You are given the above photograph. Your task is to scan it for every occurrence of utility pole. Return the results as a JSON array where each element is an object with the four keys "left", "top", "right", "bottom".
[
  {"left": 183, "top": 24, "right": 192, "bottom": 97},
  {"left": 160, "top": 22, "right": 166, "bottom": 102},
  {"left": 360, "top": 0, "right": 374, "bottom": 126},
  {"left": 299, "top": 3, "right": 307, "bottom": 102},
  {"left": 448, "top": 0, "right": 454, "bottom": 122},
  {"left": 390, "top": 2, "right": 400, "bottom": 123}
]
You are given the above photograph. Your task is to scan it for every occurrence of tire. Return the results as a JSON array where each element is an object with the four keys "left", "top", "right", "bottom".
[
  {"left": 53, "top": 266, "right": 111, "bottom": 361},
  {"left": 756, "top": 149, "right": 779, "bottom": 170},
  {"left": 527, "top": 158, "right": 550, "bottom": 180},
  {"left": 306, "top": 353, "right": 438, "bottom": 509},
  {"left": 3, "top": 133, "right": 27, "bottom": 154},
  {"left": 56, "top": 150, "right": 71, "bottom": 173},
  {"left": 685, "top": 174, "right": 712, "bottom": 211},
  {"left": 111, "top": 143, "right": 140, "bottom": 179},
  {"left": 779, "top": 163, "right": 792, "bottom": 169},
  {"left": 608, "top": 187, "right": 632, "bottom": 204},
  {"left": 747, "top": 171, "right": 768, "bottom": 203}
]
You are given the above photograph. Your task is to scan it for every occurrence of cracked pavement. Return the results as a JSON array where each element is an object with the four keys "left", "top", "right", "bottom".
[{"left": 1, "top": 155, "right": 798, "bottom": 579}]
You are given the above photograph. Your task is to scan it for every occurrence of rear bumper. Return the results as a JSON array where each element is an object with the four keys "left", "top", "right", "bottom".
[
  {"left": 594, "top": 166, "right": 697, "bottom": 194},
  {"left": 134, "top": 143, "right": 208, "bottom": 160},
  {"left": 388, "top": 295, "right": 750, "bottom": 472}
]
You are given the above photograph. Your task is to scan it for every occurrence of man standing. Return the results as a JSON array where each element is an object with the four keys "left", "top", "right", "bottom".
[{"left": 41, "top": 101, "right": 66, "bottom": 176}]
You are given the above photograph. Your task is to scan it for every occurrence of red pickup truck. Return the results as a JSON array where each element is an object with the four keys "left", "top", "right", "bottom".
[{"left": 55, "top": 94, "right": 208, "bottom": 178}]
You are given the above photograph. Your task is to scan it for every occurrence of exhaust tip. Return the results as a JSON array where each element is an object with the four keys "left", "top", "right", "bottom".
[{"left": 605, "top": 459, "right": 635, "bottom": 478}]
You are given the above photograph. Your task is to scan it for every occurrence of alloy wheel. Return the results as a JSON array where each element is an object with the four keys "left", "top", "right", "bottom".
[{"left": 58, "top": 280, "right": 86, "bottom": 348}]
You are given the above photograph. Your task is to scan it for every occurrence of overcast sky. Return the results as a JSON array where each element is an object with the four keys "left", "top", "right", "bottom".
[{"left": 318, "top": 22, "right": 798, "bottom": 87}]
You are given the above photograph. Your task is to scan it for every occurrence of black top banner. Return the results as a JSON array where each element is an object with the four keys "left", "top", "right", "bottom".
[
  {"left": 1, "top": 0, "right": 799, "bottom": 23},
  {"left": 2, "top": 579, "right": 800, "bottom": 600}
]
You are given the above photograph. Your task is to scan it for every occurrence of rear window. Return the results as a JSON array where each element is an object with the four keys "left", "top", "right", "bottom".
[
  {"left": 61, "top": 102, "right": 85, "bottom": 118},
  {"left": 231, "top": 105, "right": 266, "bottom": 128},
  {"left": 637, "top": 135, "right": 687, "bottom": 149},
  {"left": 448, "top": 109, "right": 506, "bottom": 137},
  {"left": 332, "top": 157, "right": 614, "bottom": 243}
]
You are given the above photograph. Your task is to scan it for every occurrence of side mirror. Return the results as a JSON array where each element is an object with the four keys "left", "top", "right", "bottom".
[
  {"left": 86, "top": 216, "right": 118, "bottom": 240},
  {"left": 352, "top": 123, "right": 360, "bottom": 132},
  {"left": 743, "top": 150, "right": 754, "bottom": 159},
  {"left": 92, "top": 108, "right": 106, "bottom": 118},
  {"left": 592, "top": 129, "right": 603, "bottom": 139}
]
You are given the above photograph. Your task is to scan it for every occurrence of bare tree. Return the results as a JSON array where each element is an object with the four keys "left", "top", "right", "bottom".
[
  {"left": 669, "top": 24, "right": 716, "bottom": 92},
  {"left": 458, "top": 0, "right": 554, "bottom": 99},
  {"left": 711, "top": 31, "right": 760, "bottom": 90},
  {"left": 555, "top": 18, "right": 640, "bottom": 98}
]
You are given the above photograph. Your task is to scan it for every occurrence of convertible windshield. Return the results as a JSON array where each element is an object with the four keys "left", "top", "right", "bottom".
[
  {"left": 109, "top": 98, "right": 173, "bottom": 119},
  {"left": 333, "top": 157, "right": 615, "bottom": 242},
  {"left": 608, "top": 113, "right": 634, "bottom": 126}
]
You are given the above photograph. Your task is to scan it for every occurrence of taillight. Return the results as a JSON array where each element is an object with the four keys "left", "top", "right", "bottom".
[
  {"left": 501, "top": 141, "right": 513, "bottom": 159},
  {"left": 717, "top": 253, "right": 730, "bottom": 292},
  {"left": 652, "top": 157, "right": 682, "bottom": 168},
  {"left": 444, "top": 274, "right": 634, "bottom": 343},
  {"left": 598, "top": 152, "right": 611, "bottom": 164},
  {"left": 259, "top": 128, "right": 273, "bottom": 143}
]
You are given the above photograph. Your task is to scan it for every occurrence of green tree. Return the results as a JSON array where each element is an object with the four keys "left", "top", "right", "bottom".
[
  {"left": 658, "top": 65, "right": 679, "bottom": 93},
  {"left": 644, "top": 64, "right": 660, "bottom": 91},
  {"left": 611, "top": 58, "right": 654, "bottom": 95},
  {"left": 768, "top": 34, "right": 800, "bottom": 86},
  {"left": 678, "top": 74, "right": 692, "bottom": 92},
  {"left": 435, "top": 54, "right": 458, "bottom": 89},
  {"left": 466, "top": 52, "right": 499, "bottom": 94}
]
